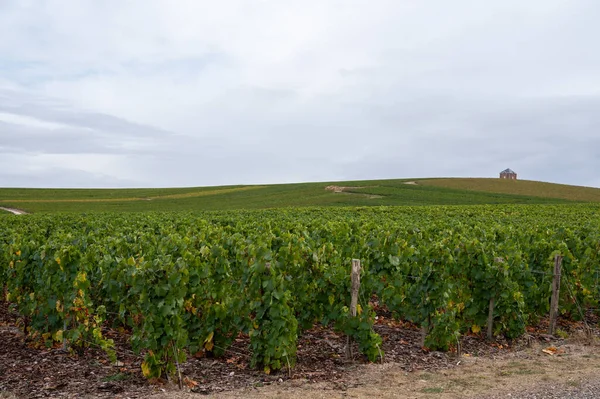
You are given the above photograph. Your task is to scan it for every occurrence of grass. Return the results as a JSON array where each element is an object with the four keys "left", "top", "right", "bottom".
[
  {"left": 421, "top": 387, "right": 444, "bottom": 393},
  {"left": 556, "top": 329, "right": 569, "bottom": 339},
  {"left": 0, "top": 177, "right": 599, "bottom": 213},
  {"left": 421, "top": 178, "right": 600, "bottom": 202},
  {"left": 566, "top": 379, "right": 582, "bottom": 388},
  {"left": 101, "top": 373, "right": 130, "bottom": 382},
  {"left": 499, "top": 361, "right": 544, "bottom": 377}
]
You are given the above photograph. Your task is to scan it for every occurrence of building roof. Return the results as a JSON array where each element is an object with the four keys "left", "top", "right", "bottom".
[{"left": 500, "top": 168, "right": 516, "bottom": 174}]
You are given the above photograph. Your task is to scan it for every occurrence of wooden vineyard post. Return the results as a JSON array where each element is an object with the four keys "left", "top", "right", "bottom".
[
  {"left": 487, "top": 297, "right": 495, "bottom": 341},
  {"left": 548, "top": 255, "right": 563, "bottom": 335},
  {"left": 346, "top": 259, "right": 361, "bottom": 361}
]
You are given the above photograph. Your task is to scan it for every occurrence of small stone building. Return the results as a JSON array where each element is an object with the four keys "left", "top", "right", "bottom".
[{"left": 499, "top": 168, "right": 517, "bottom": 180}]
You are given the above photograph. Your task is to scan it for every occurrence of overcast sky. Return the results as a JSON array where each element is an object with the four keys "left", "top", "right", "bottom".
[{"left": 1, "top": 1, "right": 599, "bottom": 188}]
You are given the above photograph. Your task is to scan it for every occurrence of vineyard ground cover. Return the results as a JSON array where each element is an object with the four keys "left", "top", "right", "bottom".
[
  {"left": 1, "top": 177, "right": 596, "bottom": 213},
  {"left": 2, "top": 297, "right": 599, "bottom": 399},
  {"left": 422, "top": 178, "right": 600, "bottom": 203}
]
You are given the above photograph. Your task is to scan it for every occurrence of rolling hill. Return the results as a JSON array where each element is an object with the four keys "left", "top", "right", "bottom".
[{"left": 1, "top": 178, "right": 599, "bottom": 213}]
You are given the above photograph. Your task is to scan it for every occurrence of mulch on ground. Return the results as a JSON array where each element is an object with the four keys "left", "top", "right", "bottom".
[{"left": 0, "top": 300, "right": 595, "bottom": 399}]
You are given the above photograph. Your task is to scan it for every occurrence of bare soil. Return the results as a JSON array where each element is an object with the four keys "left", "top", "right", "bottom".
[
  {"left": 182, "top": 342, "right": 600, "bottom": 399},
  {"left": 1, "top": 299, "right": 599, "bottom": 399},
  {"left": 0, "top": 207, "right": 27, "bottom": 215},
  {"left": 324, "top": 186, "right": 382, "bottom": 199}
]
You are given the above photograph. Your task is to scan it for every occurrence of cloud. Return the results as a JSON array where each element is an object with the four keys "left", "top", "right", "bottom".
[
  {"left": 0, "top": 165, "right": 139, "bottom": 189},
  {"left": 0, "top": 0, "right": 599, "bottom": 188}
]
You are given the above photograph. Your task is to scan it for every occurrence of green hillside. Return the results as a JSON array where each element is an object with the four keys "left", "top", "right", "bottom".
[
  {"left": 1, "top": 178, "right": 599, "bottom": 213},
  {"left": 421, "top": 178, "right": 600, "bottom": 202}
]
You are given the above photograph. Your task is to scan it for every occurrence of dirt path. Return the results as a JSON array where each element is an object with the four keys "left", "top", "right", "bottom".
[
  {"left": 0, "top": 207, "right": 27, "bottom": 215},
  {"left": 149, "top": 341, "right": 600, "bottom": 399},
  {"left": 324, "top": 186, "right": 383, "bottom": 199}
]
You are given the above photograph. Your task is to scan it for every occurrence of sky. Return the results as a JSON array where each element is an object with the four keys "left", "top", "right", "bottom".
[{"left": 1, "top": 0, "right": 599, "bottom": 188}]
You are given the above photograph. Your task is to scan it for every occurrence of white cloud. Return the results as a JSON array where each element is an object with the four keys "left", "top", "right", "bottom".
[
  {"left": 0, "top": 0, "right": 599, "bottom": 188},
  {"left": 0, "top": 112, "right": 69, "bottom": 130}
]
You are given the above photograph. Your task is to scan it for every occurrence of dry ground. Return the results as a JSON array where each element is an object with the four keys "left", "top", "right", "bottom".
[
  {"left": 150, "top": 339, "right": 600, "bottom": 399},
  {"left": 2, "top": 299, "right": 600, "bottom": 399}
]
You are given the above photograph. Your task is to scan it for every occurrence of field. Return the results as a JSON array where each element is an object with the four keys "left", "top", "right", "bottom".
[
  {"left": 2, "top": 177, "right": 600, "bottom": 213},
  {"left": 1, "top": 178, "right": 600, "bottom": 397},
  {"left": 422, "top": 178, "right": 600, "bottom": 202},
  {"left": 2, "top": 203, "right": 600, "bottom": 396}
]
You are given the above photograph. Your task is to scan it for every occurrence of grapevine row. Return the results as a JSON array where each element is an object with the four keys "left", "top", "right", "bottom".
[{"left": 1, "top": 205, "right": 599, "bottom": 378}]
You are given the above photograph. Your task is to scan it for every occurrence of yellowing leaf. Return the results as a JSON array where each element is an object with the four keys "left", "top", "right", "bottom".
[
  {"left": 92, "top": 327, "right": 103, "bottom": 339},
  {"left": 204, "top": 331, "right": 215, "bottom": 351},
  {"left": 471, "top": 324, "right": 481, "bottom": 334},
  {"left": 357, "top": 304, "right": 363, "bottom": 315},
  {"left": 74, "top": 272, "right": 88, "bottom": 288},
  {"left": 53, "top": 329, "right": 63, "bottom": 342},
  {"left": 141, "top": 361, "right": 152, "bottom": 378},
  {"left": 16, "top": 250, "right": 21, "bottom": 256},
  {"left": 264, "top": 366, "right": 271, "bottom": 375}
]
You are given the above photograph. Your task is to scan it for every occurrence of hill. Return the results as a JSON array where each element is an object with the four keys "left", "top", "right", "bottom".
[{"left": 1, "top": 178, "right": 599, "bottom": 213}]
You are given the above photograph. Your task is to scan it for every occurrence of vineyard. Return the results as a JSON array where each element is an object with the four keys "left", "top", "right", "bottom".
[
  {"left": 1, "top": 204, "right": 600, "bottom": 384},
  {"left": 2, "top": 177, "right": 598, "bottom": 213}
]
